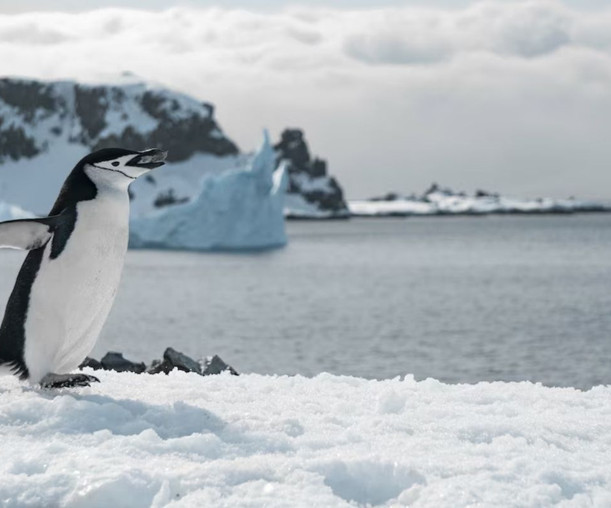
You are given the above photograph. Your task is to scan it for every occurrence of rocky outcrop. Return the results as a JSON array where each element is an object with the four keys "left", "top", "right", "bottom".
[
  {"left": 0, "top": 76, "right": 247, "bottom": 217},
  {"left": 100, "top": 352, "right": 146, "bottom": 374},
  {"left": 350, "top": 183, "right": 611, "bottom": 217},
  {"left": 0, "top": 77, "right": 238, "bottom": 165},
  {"left": 80, "top": 348, "right": 239, "bottom": 377},
  {"left": 275, "top": 129, "right": 349, "bottom": 219}
]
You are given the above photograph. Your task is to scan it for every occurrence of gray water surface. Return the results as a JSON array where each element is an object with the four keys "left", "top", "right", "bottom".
[{"left": 0, "top": 215, "right": 609, "bottom": 389}]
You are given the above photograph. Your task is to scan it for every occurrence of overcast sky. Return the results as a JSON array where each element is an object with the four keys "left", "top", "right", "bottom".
[
  {"left": 1, "top": 0, "right": 611, "bottom": 12},
  {"left": 1, "top": 0, "right": 611, "bottom": 199}
]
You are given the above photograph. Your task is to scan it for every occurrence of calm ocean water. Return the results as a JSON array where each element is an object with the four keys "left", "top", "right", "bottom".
[{"left": 0, "top": 215, "right": 609, "bottom": 389}]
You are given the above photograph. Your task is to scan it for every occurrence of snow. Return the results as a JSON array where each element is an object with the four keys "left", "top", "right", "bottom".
[
  {"left": 284, "top": 193, "right": 348, "bottom": 220},
  {"left": 290, "top": 173, "right": 335, "bottom": 194},
  {"left": 1, "top": 371, "right": 610, "bottom": 507},
  {"left": 348, "top": 199, "right": 436, "bottom": 217},
  {"left": 130, "top": 133, "right": 288, "bottom": 251}
]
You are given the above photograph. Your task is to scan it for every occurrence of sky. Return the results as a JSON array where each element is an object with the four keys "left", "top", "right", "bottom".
[{"left": 1, "top": 0, "right": 611, "bottom": 199}]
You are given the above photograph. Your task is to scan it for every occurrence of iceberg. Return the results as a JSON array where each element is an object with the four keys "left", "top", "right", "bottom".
[{"left": 130, "top": 133, "right": 288, "bottom": 251}]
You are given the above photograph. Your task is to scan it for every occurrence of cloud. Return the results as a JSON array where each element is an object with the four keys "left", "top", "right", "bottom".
[{"left": 0, "top": 2, "right": 611, "bottom": 198}]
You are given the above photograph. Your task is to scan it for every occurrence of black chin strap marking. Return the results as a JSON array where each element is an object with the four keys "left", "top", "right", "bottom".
[{"left": 92, "top": 164, "right": 136, "bottom": 180}]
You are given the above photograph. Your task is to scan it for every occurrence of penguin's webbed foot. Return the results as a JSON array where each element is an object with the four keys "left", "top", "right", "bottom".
[{"left": 40, "top": 373, "right": 100, "bottom": 389}]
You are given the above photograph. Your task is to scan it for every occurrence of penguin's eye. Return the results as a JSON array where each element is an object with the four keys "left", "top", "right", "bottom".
[{"left": 111, "top": 161, "right": 120, "bottom": 167}]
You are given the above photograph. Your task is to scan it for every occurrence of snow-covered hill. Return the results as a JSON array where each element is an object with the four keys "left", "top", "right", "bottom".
[
  {"left": 1, "top": 371, "right": 609, "bottom": 507},
  {"left": 275, "top": 129, "right": 349, "bottom": 219},
  {"left": 350, "top": 184, "right": 611, "bottom": 217},
  {"left": 0, "top": 76, "right": 239, "bottom": 214}
]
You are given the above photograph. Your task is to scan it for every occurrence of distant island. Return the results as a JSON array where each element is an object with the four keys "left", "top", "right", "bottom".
[{"left": 348, "top": 184, "right": 611, "bottom": 217}]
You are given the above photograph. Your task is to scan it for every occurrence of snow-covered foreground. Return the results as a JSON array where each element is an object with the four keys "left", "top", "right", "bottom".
[{"left": 1, "top": 372, "right": 610, "bottom": 507}]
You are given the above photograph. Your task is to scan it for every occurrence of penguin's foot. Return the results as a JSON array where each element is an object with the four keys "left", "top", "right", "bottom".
[{"left": 40, "top": 373, "right": 100, "bottom": 389}]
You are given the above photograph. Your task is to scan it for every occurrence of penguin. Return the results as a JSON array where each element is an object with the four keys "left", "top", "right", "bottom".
[{"left": 0, "top": 147, "right": 167, "bottom": 388}]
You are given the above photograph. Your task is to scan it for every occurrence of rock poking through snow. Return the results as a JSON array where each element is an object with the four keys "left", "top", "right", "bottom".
[
  {"left": 201, "top": 355, "right": 240, "bottom": 376},
  {"left": 80, "top": 348, "right": 238, "bottom": 377},
  {"left": 0, "top": 76, "right": 238, "bottom": 214},
  {"left": 148, "top": 347, "right": 203, "bottom": 375},
  {"left": 276, "top": 128, "right": 350, "bottom": 219},
  {"left": 350, "top": 183, "right": 611, "bottom": 217},
  {"left": 100, "top": 352, "right": 146, "bottom": 374}
]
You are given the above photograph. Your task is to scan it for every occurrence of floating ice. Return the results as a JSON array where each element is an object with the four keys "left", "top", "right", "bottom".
[{"left": 130, "top": 133, "right": 288, "bottom": 251}]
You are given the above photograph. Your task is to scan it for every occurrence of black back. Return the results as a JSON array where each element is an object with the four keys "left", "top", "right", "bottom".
[{"left": 0, "top": 148, "right": 131, "bottom": 378}]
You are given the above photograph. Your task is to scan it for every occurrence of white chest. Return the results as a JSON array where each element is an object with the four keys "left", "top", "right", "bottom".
[
  {"left": 53, "top": 195, "right": 129, "bottom": 299},
  {"left": 24, "top": 191, "right": 130, "bottom": 381}
]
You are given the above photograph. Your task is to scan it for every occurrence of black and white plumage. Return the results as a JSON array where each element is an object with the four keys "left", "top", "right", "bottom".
[{"left": 0, "top": 148, "right": 167, "bottom": 388}]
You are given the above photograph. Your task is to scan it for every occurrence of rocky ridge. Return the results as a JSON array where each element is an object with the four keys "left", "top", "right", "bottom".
[
  {"left": 275, "top": 129, "right": 350, "bottom": 219},
  {"left": 350, "top": 183, "right": 611, "bottom": 217},
  {"left": 80, "top": 347, "right": 238, "bottom": 377},
  {"left": 0, "top": 77, "right": 237, "bottom": 164}
]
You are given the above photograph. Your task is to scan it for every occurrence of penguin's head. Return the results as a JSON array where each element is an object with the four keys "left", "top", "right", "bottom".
[{"left": 82, "top": 148, "right": 168, "bottom": 187}]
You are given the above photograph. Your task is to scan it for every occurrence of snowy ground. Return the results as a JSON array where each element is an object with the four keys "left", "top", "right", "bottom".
[{"left": 1, "top": 372, "right": 610, "bottom": 507}]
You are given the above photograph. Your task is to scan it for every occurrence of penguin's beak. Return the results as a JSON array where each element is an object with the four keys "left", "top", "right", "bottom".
[{"left": 127, "top": 149, "right": 168, "bottom": 170}]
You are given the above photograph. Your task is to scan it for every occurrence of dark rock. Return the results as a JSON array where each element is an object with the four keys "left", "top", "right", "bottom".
[
  {"left": 475, "top": 189, "right": 500, "bottom": 199},
  {"left": 275, "top": 128, "right": 349, "bottom": 217},
  {"left": 0, "top": 126, "right": 40, "bottom": 161},
  {"left": 78, "top": 357, "right": 103, "bottom": 370},
  {"left": 147, "top": 358, "right": 174, "bottom": 375},
  {"left": 100, "top": 351, "right": 146, "bottom": 373},
  {"left": 369, "top": 192, "right": 402, "bottom": 202},
  {"left": 0, "top": 79, "right": 56, "bottom": 119},
  {"left": 201, "top": 355, "right": 239, "bottom": 376},
  {"left": 153, "top": 189, "right": 190, "bottom": 208},
  {"left": 94, "top": 89, "right": 238, "bottom": 161},
  {"left": 275, "top": 129, "right": 310, "bottom": 169},
  {"left": 163, "top": 347, "right": 202, "bottom": 374},
  {"left": 309, "top": 157, "right": 327, "bottom": 178},
  {"left": 74, "top": 85, "right": 108, "bottom": 141}
]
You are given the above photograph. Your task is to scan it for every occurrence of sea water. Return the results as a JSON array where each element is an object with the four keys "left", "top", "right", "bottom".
[{"left": 0, "top": 214, "right": 609, "bottom": 389}]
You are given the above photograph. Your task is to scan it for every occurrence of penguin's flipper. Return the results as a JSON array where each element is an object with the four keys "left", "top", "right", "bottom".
[{"left": 0, "top": 217, "right": 57, "bottom": 250}]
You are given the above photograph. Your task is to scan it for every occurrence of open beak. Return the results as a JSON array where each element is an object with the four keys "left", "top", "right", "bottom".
[{"left": 127, "top": 148, "right": 168, "bottom": 170}]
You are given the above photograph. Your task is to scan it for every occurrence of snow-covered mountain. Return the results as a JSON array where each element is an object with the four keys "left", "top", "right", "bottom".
[
  {"left": 274, "top": 129, "right": 349, "bottom": 219},
  {"left": 350, "top": 183, "right": 611, "bottom": 217},
  {"left": 0, "top": 76, "right": 289, "bottom": 250},
  {"left": 0, "top": 76, "right": 240, "bottom": 214}
]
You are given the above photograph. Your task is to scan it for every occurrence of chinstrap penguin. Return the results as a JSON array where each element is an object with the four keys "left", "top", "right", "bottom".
[{"left": 0, "top": 148, "right": 167, "bottom": 388}]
